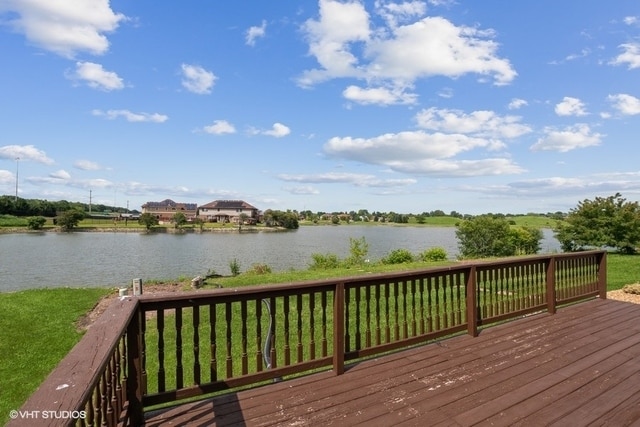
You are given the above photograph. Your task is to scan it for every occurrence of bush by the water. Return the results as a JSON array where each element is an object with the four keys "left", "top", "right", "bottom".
[
  {"left": 382, "top": 248, "right": 414, "bottom": 264},
  {"left": 420, "top": 247, "right": 448, "bottom": 262}
]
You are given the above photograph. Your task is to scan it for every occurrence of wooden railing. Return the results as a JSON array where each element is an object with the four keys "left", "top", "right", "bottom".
[{"left": 11, "top": 251, "right": 606, "bottom": 426}]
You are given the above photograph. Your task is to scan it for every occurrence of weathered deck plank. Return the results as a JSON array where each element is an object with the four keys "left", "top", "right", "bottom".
[{"left": 145, "top": 298, "right": 640, "bottom": 426}]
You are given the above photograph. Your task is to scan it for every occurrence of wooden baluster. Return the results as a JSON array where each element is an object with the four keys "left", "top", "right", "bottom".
[
  {"left": 241, "top": 300, "right": 248, "bottom": 375},
  {"left": 418, "top": 278, "right": 425, "bottom": 335},
  {"left": 113, "top": 339, "right": 122, "bottom": 418},
  {"left": 365, "top": 286, "right": 371, "bottom": 348},
  {"left": 141, "top": 310, "right": 147, "bottom": 395},
  {"left": 157, "top": 310, "right": 165, "bottom": 392},
  {"left": 384, "top": 283, "right": 391, "bottom": 343},
  {"left": 401, "top": 281, "right": 408, "bottom": 339},
  {"left": 225, "top": 302, "right": 233, "bottom": 378},
  {"left": 455, "top": 273, "right": 462, "bottom": 326},
  {"left": 345, "top": 287, "right": 351, "bottom": 351},
  {"left": 284, "top": 295, "right": 291, "bottom": 366},
  {"left": 309, "top": 292, "right": 316, "bottom": 360},
  {"left": 269, "top": 298, "right": 277, "bottom": 369},
  {"left": 193, "top": 305, "right": 201, "bottom": 384},
  {"left": 410, "top": 279, "right": 417, "bottom": 337},
  {"left": 297, "top": 294, "right": 304, "bottom": 363},
  {"left": 321, "top": 291, "right": 328, "bottom": 357},
  {"left": 256, "top": 298, "right": 263, "bottom": 371},
  {"left": 210, "top": 304, "right": 217, "bottom": 382},
  {"left": 100, "top": 371, "right": 108, "bottom": 427},
  {"left": 176, "top": 308, "right": 183, "bottom": 389},
  {"left": 426, "top": 277, "right": 433, "bottom": 333},
  {"left": 393, "top": 282, "right": 400, "bottom": 340}
]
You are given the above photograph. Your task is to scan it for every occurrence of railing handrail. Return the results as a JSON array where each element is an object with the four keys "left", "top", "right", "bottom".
[{"left": 10, "top": 250, "right": 607, "bottom": 426}]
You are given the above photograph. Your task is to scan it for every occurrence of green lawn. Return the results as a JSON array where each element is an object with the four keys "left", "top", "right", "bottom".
[{"left": 0, "top": 287, "right": 109, "bottom": 425}]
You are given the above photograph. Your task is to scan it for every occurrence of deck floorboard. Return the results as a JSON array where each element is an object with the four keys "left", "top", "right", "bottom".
[{"left": 145, "top": 298, "right": 640, "bottom": 426}]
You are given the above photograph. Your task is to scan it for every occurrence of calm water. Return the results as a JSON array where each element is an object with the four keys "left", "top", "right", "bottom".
[{"left": 0, "top": 226, "right": 561, "bottom": 292}]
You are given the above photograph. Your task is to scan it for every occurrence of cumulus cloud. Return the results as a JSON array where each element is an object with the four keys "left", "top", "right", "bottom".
[
  {"left": 74, "top": 160, "right": 102, "bottom": 171},
  {"left": 50, "top": 169, "right": 71, "bottom": 180},
  {"left": 181, "top": 64, "right": 217, "bottom": 94},
  {"left": 298, "top": 0, "right": 516, "bottom": 102},
  {"left": 92, "top": 109, "right": 168, "bottom": 123},
  {"left": 277, "top": 172, "right": 416, "bottom": 187},
  {"left": 415, "top": 107, "right": 532, "bottom": 139},
  {"left": 608, "top": 93, "right": 640, "bottom": 115},
  {"left": 262, "top": 123, "right": 291, "bottom": 138},
  {"left": 283, "top": 185, "right": 320, "bottom": 195},
  {"left": 531, "top": 124, "right": 603, "bottom": 152},
  {"left": 323, "top": 131, "right": 524, "bottom": 176},
  {"left": 343, "top": 85, "right": 417, "bottom": 105},
  {"left": 555, "top": 97, "right": 588, "bottom": 116},
  {"left": 0, "top": 0, "right": 125, "bottom": 58},
  {"left": 246, "top": 20, "right": 267, "bottom": 46},
  {"left": 610, "top": 43, "right": 640, "bottom": 69},
  {"left": 67, "top": 61, "right": 124, "bottom": 91},
  {"left": 508, "top": 98, "right": 528, "bottom": 110},
  {"left": 202, "top": 120, "right": 236, "bottom": 135},
  {"left": 0, "top": 144, "right": 54, "bottom": 164}
]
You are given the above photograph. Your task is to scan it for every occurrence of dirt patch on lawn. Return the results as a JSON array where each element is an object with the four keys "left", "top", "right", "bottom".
[{"left": 76, "top": 282, "right": 191, "bottom": 331}]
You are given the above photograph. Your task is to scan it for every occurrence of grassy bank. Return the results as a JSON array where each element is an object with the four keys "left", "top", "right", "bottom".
[
  {"left": 2, "top": 252, "right": 638, "bottom": 424},
  {"left": 0, "top": 287, "right": 109, "bottom": 425}
]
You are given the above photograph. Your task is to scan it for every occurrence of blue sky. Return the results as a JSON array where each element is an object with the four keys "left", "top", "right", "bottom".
[{"left": 1, "top": 1, "right": 639, "bottom": 215}]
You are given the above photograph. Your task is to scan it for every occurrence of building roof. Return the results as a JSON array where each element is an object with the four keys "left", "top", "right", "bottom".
[
  {"left": 142, "top": 199, "right": 197, "bottom": 210},
  {"left": 199, "top": 200, "right": 257, "bottom": 210}
]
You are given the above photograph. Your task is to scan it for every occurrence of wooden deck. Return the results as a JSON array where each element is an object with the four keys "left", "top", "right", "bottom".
[{"left": 144, "top": 298, "right": 640, "bottom": 426}]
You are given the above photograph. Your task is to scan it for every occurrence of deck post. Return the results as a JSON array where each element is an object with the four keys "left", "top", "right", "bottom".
[
  {"left": 598, "top": 251, "right": 607, "bottom": 299},
  {"left": 126, "top": 307, "right": 145, "bottom": 425},
  {"left": 466, "top": 266, "right": 478, "bottom": 337},
  {"left": 546, "top": 256, "right": 557, "bottom": 314},
  {"left": 333, "top": 282, "right": 345, "bottom": 375}
]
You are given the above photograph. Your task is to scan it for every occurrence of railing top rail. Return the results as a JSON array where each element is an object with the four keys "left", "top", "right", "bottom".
[{"left": 11, "top": 297, "right": 139, "bottom": 426}]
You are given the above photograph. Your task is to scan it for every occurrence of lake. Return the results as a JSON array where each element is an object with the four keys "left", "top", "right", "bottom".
[{"left": 0, "top": 226, "right": 561, "bottom": 292}]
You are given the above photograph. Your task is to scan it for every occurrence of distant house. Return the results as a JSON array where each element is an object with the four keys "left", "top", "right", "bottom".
[
  {"left": 141, "top": 199, "right": 198, "bottom": 222},
  {"left": 199, "top": 200, "right": 259, "bottom": 224}
]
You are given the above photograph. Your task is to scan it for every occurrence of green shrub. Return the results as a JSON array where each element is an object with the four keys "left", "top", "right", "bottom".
[
  {"left": 420, "top": 247, "right": 448, "bottom": 262},
  {"left": 229, "top": 258, "right": 241, "bottom": 276},
  {"left": 345, "top": 236, "right": 369, "bottom": 266},
  {"left": 310, "top": 253, "right": 340, "bottom": 270},
  {"left": 383, "top": 248, "right": 414, "bottom": 264}
]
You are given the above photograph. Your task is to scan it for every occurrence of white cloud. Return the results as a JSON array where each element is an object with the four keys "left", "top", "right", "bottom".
[
  {"left": 610, "top": 43, "right": 640, "bottom": 69},
  {"left": 375, "top": 0, "right": 427, "bottom": 28},
  {"left": 92, "top": 109, "right": 168, "bottom": 123},
  {"left": 0, "top": 170, "right": 13, "bottom": 185},
  {"left": 277, "top": 172, "right": 416, "bottom": 187},
  {"left": 342, "top": 85, "right": 417, "bottom": 105},
  {"left": 323, "top": 130, "right": 524, "bottom": 177},
  {"left": 246, "top": 20, "right": 267, "bottom": 46},
  {"left": 623, "top": 16, "right": 639, "bottom": 26},
  {"left": 555, "top": 96, "right": 588, "bottom": 116},
  {"left": 50, "top": 169, "right": 71, "bottom": 180},
  {"left": 283, "top": 185, "right": 320, "bottom": 195},
  {"left": 68, "top": 61, "right": 124, "bottom": 91},
  {"left": 203, "top": 120, "right": 236, "bottom": 135},
  {"left": 608, "top": 93, "right": 640, "bottom": 115},
  {"left": 531, "top": 124, "right": 603, "bottom": 153},
  {"left": 263, "top": 123, "right": 291, "bottom": 137},
  {"left": 0, "top": 144, "right": 54, "bottom": 164},
  {"left": 74, "top": 160, "right": 102, "bottom": 171},
  {"left": 181, "top": 64, "right": 217, "bottom": 94},
  {"left": 298, "top": 2, "right": 516, "bottom": 90},
  {"left": 0, "top": 0, "right": 125, "bottom": 58},
  {"left": 508, "top": 98, "right": 528, "bottom": 110},
  {"left": 415, "top": 107, "right": 532, "bottom": 139}
]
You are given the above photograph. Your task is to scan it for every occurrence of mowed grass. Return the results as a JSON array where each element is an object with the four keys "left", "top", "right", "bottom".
[{"left": 0, "top": 287, "right": 110, "bottom": 425}]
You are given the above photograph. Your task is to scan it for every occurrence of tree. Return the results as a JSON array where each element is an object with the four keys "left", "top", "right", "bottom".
[
  {"left": 172, "top": 212, "right": 187, "bottom": 229},
  {"left": 138, "top": 213, "right": 159, "bottom": 230},
  {"left": 555, "top": 193, "right": 640, "bottom": 254},
  {"left": 456, "top": 215, "right": 542, "bottom": 259},
  {"left": 57, "top": 209, "right": 85, "bottom": 231},
  {"left": 27, "top": 216, "right": 46, "bottom": 230}
]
